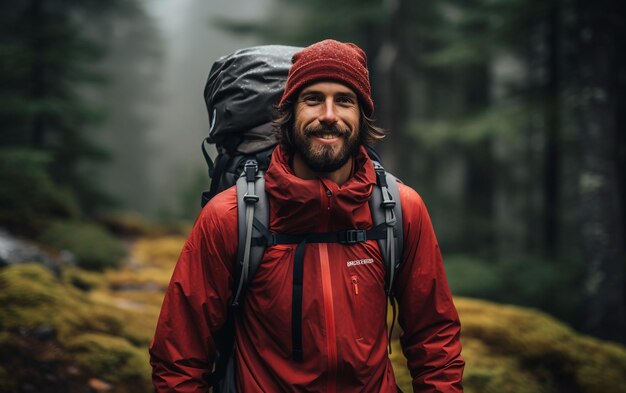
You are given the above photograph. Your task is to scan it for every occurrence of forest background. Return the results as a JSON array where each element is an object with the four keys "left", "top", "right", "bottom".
[{"left": 0, "top": 0, "right": 625, "bottom": 392}]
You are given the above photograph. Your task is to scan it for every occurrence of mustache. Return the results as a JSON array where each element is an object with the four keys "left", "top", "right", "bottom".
[{"left": 304, "top": 123, "right": 350, "bottom": 138}]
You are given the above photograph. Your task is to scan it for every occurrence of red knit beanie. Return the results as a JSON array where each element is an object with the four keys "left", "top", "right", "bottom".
[{"left": 278, "top": 39, "right": 374, "bottom": 116}]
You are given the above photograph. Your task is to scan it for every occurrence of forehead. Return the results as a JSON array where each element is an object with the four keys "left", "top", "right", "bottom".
[{"left": 299, "top": 81, "right": 357, "bottom": 97}]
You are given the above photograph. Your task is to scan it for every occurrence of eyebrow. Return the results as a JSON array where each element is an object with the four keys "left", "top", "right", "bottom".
[
  {"left": 335, "top": 91, "right": 357, "bottom": 99},
  {"left": 300, "top": 89, "right": 357, "bottom": 99}
]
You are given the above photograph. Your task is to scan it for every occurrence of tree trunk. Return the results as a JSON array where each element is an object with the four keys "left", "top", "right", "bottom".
[
  {"left": 542, "top": 2, "right": 561, "bottom": 260},
  {"left": 374, "top": 0, "right": 412, "bottom": 178},
  {"left": 27, "top": 0, "right": 46, "bottom": 148},
  {"left": 576, "top": 0, "right": 626, "bottom": 344},
  {"left": 463, "top": 64, "right": 494, "bottom": 256}
]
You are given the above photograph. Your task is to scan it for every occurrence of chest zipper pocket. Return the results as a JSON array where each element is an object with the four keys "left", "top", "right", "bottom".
[{"left": 351, "top": 274, "right": 363, "bottom": 340}]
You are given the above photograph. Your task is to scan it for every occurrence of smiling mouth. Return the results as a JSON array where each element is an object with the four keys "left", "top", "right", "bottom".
[
  {"left": 309, "top": 130, "right": 344, "bottom": 140},
  {"left": 319, "top": 133, "right": 339, "bottom": 140}
]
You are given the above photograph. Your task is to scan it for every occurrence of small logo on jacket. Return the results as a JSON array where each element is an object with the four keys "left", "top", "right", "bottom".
[{"left": 346, "top": 258, "right": 374, "bottom": 267}]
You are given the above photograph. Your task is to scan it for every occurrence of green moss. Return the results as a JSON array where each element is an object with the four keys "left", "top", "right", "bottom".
[
  {"left": 67, "top": 333, "right": 151, "bottom": 389},
  {"left": 0, "top": 264, "right": 139, "bottom": 342},
  {"left": 570, "top": 336, "right": 626, "bottom": 392},
  {"left": 389, "top": 338, "right": 413, "bottom": 392},
  {"left": 38, "top": 220, "right": 127, "bottom": 271},
  {"left": 0, "top": 264, "right": 155, "bottom": 392},
  {"left": 85, "top": 291, "right": 159, "bottom": 346},
  {"left": 104, "top": 267, "right": 172, "bottom": 292},
  {"left": 456, "top": 298, "right": 626, "bottom": 393},
  {"left": 461, "top": 339, "right": 552, "bottom": 393},
  {"left": 391, "top": 298, "right": 626, "bottom": 392},
  {"left": 131, "top": 236, "right": 185, "bottom": 269},
  {"left": 0, "top": 264, "right": 65, "bottom": 330},
  {"left": 61, "top": 267, "right": 106, "bottom": 292}
]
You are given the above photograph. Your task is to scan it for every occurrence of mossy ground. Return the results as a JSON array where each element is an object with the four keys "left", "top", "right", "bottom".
[
  {"left": 392, "top": 297, "right": 626, "bottom": 393},
  {"left": 456, "top": 298, "right": 626, "bottom": 393},
  {"left": 0, "top": 236, "right": 184, "bottom": 392},
  {"left": 1, "top": 236, "right": 625, "bottom": 392}
]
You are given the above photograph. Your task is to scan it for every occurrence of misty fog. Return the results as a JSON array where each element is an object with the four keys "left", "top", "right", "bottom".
[{"left": 97, "top": 0, "right": 272, "bottom": 218}]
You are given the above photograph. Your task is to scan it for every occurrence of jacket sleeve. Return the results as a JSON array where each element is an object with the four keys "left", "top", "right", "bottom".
[
  {"left": 395, "top": 184, "right": 464, "bottom": 392},
  {"left": 149, "top": 189, "right": 238, "bottom": 392}
]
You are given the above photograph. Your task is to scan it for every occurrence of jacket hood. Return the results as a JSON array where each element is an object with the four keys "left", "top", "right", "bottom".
[{"left": 265, "top": 145, "right": 377, "bottom": 234}]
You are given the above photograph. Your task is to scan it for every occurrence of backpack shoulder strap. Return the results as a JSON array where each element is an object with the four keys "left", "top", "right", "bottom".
[
  {"left": 370, "top": 160, "right": 404, "bottom": 355},
  {"left": 369, "top": 160, "right": 404, "bottom": 296},
  {"left": 232, "top": 159, "right": 269, "bottom": 307},
  {"left": 208, "top": 160, "right": 266, "bottom": 392}
]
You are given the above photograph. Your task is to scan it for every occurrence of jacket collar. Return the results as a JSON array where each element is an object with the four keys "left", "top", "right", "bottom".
[{"left": 264, "top": 145, "right": 377, "bottom": 233}]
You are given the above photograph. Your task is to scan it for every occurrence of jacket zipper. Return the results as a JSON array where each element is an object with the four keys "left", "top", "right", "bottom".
[
  {"left": 325, "top": 188, "right": 332, "bottom": 209},
  {"left": 319, "top": 244, "right": 336, "bottom": 393},
  {"left": 320, "top": 184, "right": 337, "bottom": 393}
]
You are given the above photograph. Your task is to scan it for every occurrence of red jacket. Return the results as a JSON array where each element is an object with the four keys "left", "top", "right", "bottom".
[{"left": 150, "top": 146, "right": 464, "bottom": 392}]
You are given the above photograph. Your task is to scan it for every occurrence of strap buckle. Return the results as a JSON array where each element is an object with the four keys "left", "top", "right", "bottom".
[
  {"left": 244, "top": 160, "right": 258, "bottom": 182},
  {"left": 339, "top": 229, "right": 367, "bottom": 244},
  {"left": 382, "top": 199, "right": 396, "bottom": 208},
  {"left": 243, "top": 194, "right": 259, "bottom": 204}
]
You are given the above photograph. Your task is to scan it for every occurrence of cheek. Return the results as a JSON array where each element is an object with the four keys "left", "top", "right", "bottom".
[
  {"left": 293, "top": 119, "right": 306, "bottom": 141},
  {"left": 294, "top": 111, "right": 313, "bottom": 133},
  {"left": 351, "top": 113, "right": 360, "bottom": 131},
  {"left": 295, "top": 105, "right": 317, "bottom": 124},
  {"left": 341, "top": 110, "right": 360, "bottom": 132},
  {"left": 349, "top": 117, "right": 360, "bottom": 138}
]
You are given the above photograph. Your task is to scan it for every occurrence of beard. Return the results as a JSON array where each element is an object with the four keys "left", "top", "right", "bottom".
[{"left": 292, "top": 123, "right": 360, "bottom": 173}]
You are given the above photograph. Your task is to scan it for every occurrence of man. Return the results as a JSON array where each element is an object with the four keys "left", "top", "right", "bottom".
[{"left": 150, "top": 39, "right": 464, "bottom": 392}]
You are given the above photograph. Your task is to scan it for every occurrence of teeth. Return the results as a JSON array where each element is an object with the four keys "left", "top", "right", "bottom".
[
  {"left": 315, "top": 132, "right": 338, "bottom": 139},
  {"left": 309, "top": 131, "right": 342, "bottom": 139}
]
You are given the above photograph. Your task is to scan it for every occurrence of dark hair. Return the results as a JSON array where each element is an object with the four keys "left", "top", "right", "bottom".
[{"left": 272, "top": 100, "right": 387, "bottom": 153}]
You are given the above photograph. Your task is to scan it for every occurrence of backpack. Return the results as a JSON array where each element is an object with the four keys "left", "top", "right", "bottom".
[{"left": 201, "top": 45, "right": 404, "bottom": 392}]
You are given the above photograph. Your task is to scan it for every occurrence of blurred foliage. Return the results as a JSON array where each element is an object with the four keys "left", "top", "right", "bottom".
[
  {"left": 0, "top": 0, "right": 145, "bottom": 223},
  {"left": 84, "top": 4, "right": 163, "bottom": 216},
  {"left": 37, "top": 220, "right": 126, "bottom": 271},
  {"left": 177, "top": 168, "right": 211, "bottom": 221},
  {"left": 446, "top": 254, "right": 585, "bottom": 325},
  {"left": 407, "top": 100, "right": 530, "bottom": 148},
  {"left": 96, "top": 211, "right": 163, "bottom": 238},
  {"left": 0, "top": 148, "right": 79, "bottom": 235},
  {"left": 214, "top": 0, "right": 387, "bottom": 46}
]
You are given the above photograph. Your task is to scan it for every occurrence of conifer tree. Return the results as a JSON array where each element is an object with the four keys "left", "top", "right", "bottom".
[{"left": 0, "top": 0, "right": 142, "bottom": 215}]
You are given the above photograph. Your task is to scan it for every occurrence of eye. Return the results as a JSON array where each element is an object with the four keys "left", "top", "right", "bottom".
[
  {"left": 336, "top": 95, "right": 356, "bottom": 106},
  {"left": 302, "top": 94, "right": 323, "bottom": 105}
]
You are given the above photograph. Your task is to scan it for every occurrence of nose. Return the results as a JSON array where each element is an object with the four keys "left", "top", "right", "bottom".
[{"left": 318, "top": 97, "right": 338, "bottom": 125}]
